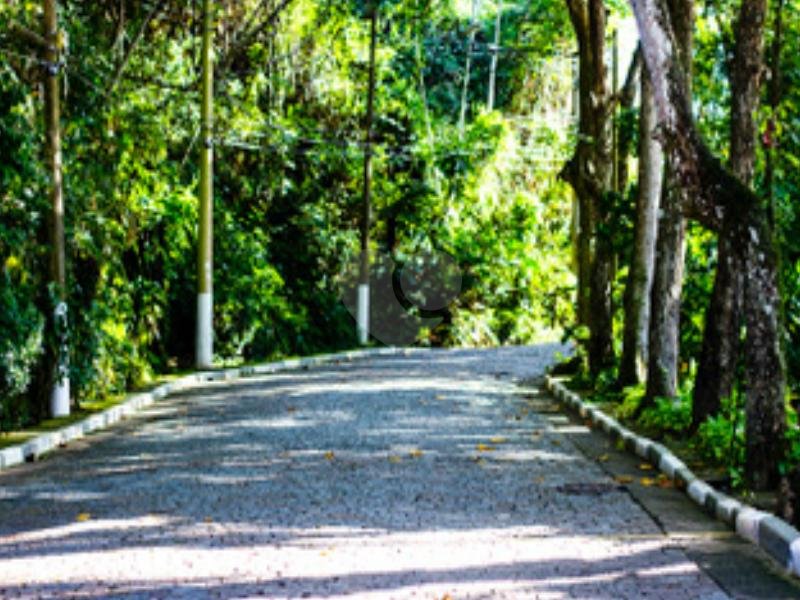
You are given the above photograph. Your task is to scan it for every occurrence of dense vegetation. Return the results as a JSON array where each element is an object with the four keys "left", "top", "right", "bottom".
[
  {"left": 2, "top": 0, "right": 800, "bottom": 517},
  {"left": 0, "top": 0, "right": 574, "bottom": 425}
]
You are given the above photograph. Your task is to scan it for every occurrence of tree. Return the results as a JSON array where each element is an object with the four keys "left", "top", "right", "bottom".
[
  {"left": 619, "top": 64, "right": 663, "bottom": 387},
  {"left": 630, "top": 0, "right": 786, "bottom": 489},
  {"left": 692, "top": 0, "right": 768, "bottom": 430},
  {"left": 639, "top": 0, "right": 692, "bottom": 405},
  {"left": 562, "top": 0, "right": 615, "bottom": 376}
]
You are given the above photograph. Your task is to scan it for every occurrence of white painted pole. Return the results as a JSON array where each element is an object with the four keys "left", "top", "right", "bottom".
[
  {"left": 357, "top": 283, "right": 370, "bottom": 345},
  {"left": 196, "top": 0, "right": 214, "bottom": 369},
  {"left": 44, "top": 0, "right": 70, "bottom": 417},
  {"left": 358, "top": 8, "right": 377, "bottom": 346},
  {"left": 487, "top": 3, "right": 502, "bottom": 111}
]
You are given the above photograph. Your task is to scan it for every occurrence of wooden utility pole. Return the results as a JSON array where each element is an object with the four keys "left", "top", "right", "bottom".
[
  {"left": 358, "top": 6, "right": 378, "bottom": 345},
  {"left": 196, "top": 0, "right": 214, "bottom": 368},
  {"left": 487, "top": 2, "right": 502, "bottom": 111},
  {"left": 44, "top": 0, "right": 69, "bottom": 416}
]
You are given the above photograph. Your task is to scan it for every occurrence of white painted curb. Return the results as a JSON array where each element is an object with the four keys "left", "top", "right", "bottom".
[{"left": 545, "top": 374, "right": 800, "bottom": 578}]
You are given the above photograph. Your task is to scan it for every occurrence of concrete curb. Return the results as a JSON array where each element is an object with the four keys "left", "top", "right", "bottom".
[
  {"left": 544, "top": 375, "right": 800, "bottom": 578},
  {"left": 0, "top": 347, "right": 411, "bottom": 472}
]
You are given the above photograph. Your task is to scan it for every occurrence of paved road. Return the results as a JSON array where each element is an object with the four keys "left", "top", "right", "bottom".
[{"left": 0, "top": 346, "right": 792, "bottom": 598}]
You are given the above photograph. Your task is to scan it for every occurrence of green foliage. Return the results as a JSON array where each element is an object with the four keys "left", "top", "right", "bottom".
[
  {"left": 694, "top": 393, "right": 746, "bottom": 487},
  {"left": 0, "top": 0, "right": 576, "bottom": 425}
]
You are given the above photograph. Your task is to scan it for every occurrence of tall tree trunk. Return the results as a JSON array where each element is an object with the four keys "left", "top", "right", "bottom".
[
  {"left": 619, "top": 69, "right": 663, "bottom": 386},
  {"left": 641, "top": 0, "right": 691, "bottom": 404},
  {"left": 563, "top": 0, "right": 614, "bottom": 375},
  {"left": 586, "top": 0, "right": 614, "bottom": 375},
  {"left": 692, "top": 0, "right": 767, "bottom": 430},
  {"left": 630, "top": 0, "right": 786, "bottom": 490},
  {"left": 645, "top": 181, "right": 685, "bottom": 401}
]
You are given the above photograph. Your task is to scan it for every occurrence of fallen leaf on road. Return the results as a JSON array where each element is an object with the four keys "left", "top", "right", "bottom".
[
  {"left": 614, "top": 475, "right": 634, "bottom": 484},
  {"left": 476, "top": 443, "right": 496, "bottom": 452},
  {"left": 75, "top": 513, "right": 91, "bottom": 522},
  {"left": 490, "top": 436, "right": 508, "bottom": 444},
  {"left": 324, "top": 451, "right": 335, "bottom": 460},
  {"left": 204, "top": 516, "right": 213, "bottom": 523},
  {"left": 597, "top": 454, "right": 610, "bottom": 462},
  {"left": 388, "top": 455, "right": 402, "bottom": 464},
  {"left": 639, "top": 463, "right": 654, "bottom": 471},
  {"left": 409, "top": 449, "right": 424, "bottom": 458},
  {"left": 640, "top": 477, "right": 656, "bottom": 487}
]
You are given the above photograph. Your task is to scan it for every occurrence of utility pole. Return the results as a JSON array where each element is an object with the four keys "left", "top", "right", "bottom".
[
  {"left": 358, "top": 6, "right": 378, "bottom": 346},
  {"left": 487, "top": 2, "right": 502, "bottom": 111},
  {"left": 458, "top": 0, "right": 480, "bottom": 137},
  {"left": 611, "top": 28, "right": 619, "bottom": 193},
  {"left": 196, "top": 0, "right": 214, "bottom": 368},
  {"left": 44, "top": 0, "right": 69, "bottom": 417}
]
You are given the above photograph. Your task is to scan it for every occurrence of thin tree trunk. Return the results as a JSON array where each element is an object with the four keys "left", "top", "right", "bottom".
[
  {"left": 645, "top": 181, "right": 685, "bottom": 401},
  {"left": 764, "top": 0, "right": 783, "bottom": 227},
  {"left": 619, "top": 70, "right": 663, "bottom": 387},
  {"left": 641, "top": 0, "right": 691, "bottom": 405}
]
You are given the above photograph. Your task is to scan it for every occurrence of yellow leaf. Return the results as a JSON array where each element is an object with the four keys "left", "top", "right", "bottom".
[
  {"left": 388, "top": 455, "right": 402, "bottom": 464},
  {"left": 597, "top": 454, "right": 609, "bottom": 462},
  {"left": 324, "top": 451, "right": 335, "bottom": 460},
  {"left": 614, "top": 475, "right": 633, "bottom": 484},
  {"left": 489, "top": 436, "right": 508, "bottom": 444},
  {"left": 435, "top": 395, "right": 445, "bottom": 400},
  {"left": 476, "top": 443, "right": 496, "bottom": 452},
  {"left": 75, "top": 513, "right": 91, "bottom": 522},
  {"left": 657, "top": 474, "right": 674, "bottom": 488},
  {"left": 409, "top": 449, "right": 423, "bottom": 458},
  {"left": 640, "top": 477, "right": 656, "bottom": 487},
  {"left": 639, "top": 463, "right": 654, "bottom": 471},
  {"left": 204, "top": 516, "right": 213, "bottom": 523}
]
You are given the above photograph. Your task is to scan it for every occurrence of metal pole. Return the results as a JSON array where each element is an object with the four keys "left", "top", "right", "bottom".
[
  {"left": 44, "top": 0, "right": 69, "bottom": 417},
  {"left": 487, "top": 2, "right": 502, "bottom": 111},
  {"left": 196, "top": 0, "right": 214, "bottom": 368},
  {"left": 358, "top": 7, "right": 377, "bottom": 346}
]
